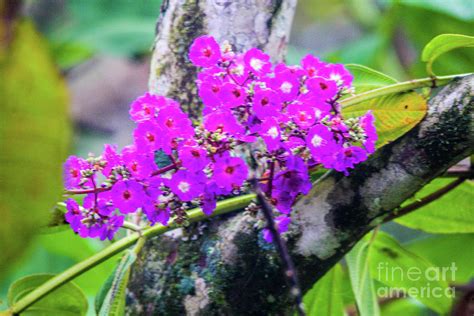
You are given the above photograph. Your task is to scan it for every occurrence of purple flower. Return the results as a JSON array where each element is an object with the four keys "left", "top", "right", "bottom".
[
  {"left": 134, "top": 120, "right": 163, "bottom": 153},
  {"left": 122, "top": 146, "right": 156, "bottom": 179},
  {"left": 156, "top": 106, "right": 194, "bottom": 153},
  {"left": 198, "top": 74, "right": 224, "bottom": 109},
  {"left": 201, "top": 188, "right": 216, "bottom": 215},
  {"left": 212, "top": 156, "right": 248, "bottom": 192},
  {"left": 263, "top": 215, "right": 291, "bottom": 243},
  {"left": 332, "top": 146, "right": 368, "bottom": 175},
  {"left": 254, "top": 117, "right": 281, "bottom": 151},
  {"left": 166, "top": 170, "right": 206, "bottom": 201},
  {"left": 266, "top": 70, "right": 300, "bottom": 102},
  {"left": 244, "top": 48, "right": 271, "bottom": 75},
  {"left": 273, "top": 155, "right": 311, "bottom": 197},
  {"left": 143, "top": 198, "right": 170, "bottom": 226},
  {"left": 178, "top": 144, "right": 209, "bottom": 172},
  {"left": 306, "top": 77, "right": 338, "bottom": 100},
  {"left": 252, "top": 87, "right": 282, "bottom": 119},
  {"left": 83, "top": 192, "right": 115, "bottom": 216},
  {"left": 101, "top": 144, "right": 121, "bottom": 177},
  {"left": 301, "top": 54, "right": 325, "bottom": 77},
  {"left": 271, "top": 189, "right": 295, "bottom": 214},
  {"left": 360, "top": 111, "right": 377, "bottom": 154},
  {"left": 319, "top": 64, "right": 353, "bottom": 88},
  {"left": 65, "top": 198, "right": 82, "bottom": 227},
  {"left": 306, "top": 124, "right": 339, "bottom": 162},
  {"left": 189, "top": 35, "right": 221, "bottom": 67},
  {"left": 204, "top": 110, "right": 245, "bottom": 136},
  {"left": 110, "top": 180, "right": 146, "bottom": 214},
  {"left": 98, "top": 215, "right": 124, "bottom": 241},
  {"left": 219, "top": 82, "right": 247, "bottom": 108},
  {"left": 287, "top": 102, "right": 317, "bottom": 128},
  {"left": 227, "top": 56, "right": 249, "bottom": 84},
  {"left": 64, "top": 156, "right": 91, "bottom": 189},
  {"left": 129, "top": 93, "right": 164, "bottom": 122}
]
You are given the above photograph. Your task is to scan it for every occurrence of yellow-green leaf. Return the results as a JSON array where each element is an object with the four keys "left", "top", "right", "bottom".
[
  {"left": 342, "top": 91, "right": 427, "bottom": 148},
  {"left": 0, "top": 19, "right": 71, "bottom": 276},
  {"left": 422, "top": 34, "right": 474, "bottom": 76}
]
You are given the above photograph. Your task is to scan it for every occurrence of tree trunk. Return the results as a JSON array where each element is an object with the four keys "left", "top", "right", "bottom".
[{"left": 126, "top": 1, "right": 474, "bottom": 315}]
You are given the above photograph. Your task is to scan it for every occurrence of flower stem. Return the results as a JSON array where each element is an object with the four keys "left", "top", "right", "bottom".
[
  {"left": 340, "top": 73, "right": 472, "bottom": 108},
  {"left": 11, "top": 193, "right": 255, "bottom": 314},
  {"left": 251, "top": 179, "right": 305, "bottom": 316}
]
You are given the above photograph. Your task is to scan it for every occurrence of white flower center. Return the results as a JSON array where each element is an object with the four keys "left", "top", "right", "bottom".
[
  {"left": 232, "top": 64, "right": 245, "bottom": 76},
  {"left": 250, "top": 58, "right": 263, "bottom": 71},
  {"left": 178, "top": 181, "right": 190, "bottom": 193},
  {"left": 280, "top": 82, "right": 293, "bottom": 93},
  {"left": 311, "top": 134, "right": 323, "bottom": 147},
  {"left": 330, "top": 73, "right": 341, "bottom": 82},
  {"left": 314, "top": 109, "right": 321, "bottom": 119},
  {"left": 267, "top": 126, "right": 279, "bottom": 139}
]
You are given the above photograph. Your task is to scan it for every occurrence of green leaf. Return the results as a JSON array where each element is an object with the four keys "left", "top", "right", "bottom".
[
  {"left": 342, "top": 91, "right": 428, "bottom": 148},
  {"left": 422, "top": 34, "right": 474, "bottom": 76},
  {"left": 303, "top": 264, "right": 345, "bottom": 316},
  {"left": 370, "top": 231, "right": 454, "bottom": 314},
  {"left": 395, "top": 179, "right": 474, "bottom": 233},
  {"left": 96, "top": 250, "right": 137, "bottom": 316},
  {"left": 346, "top": 235, "right": 380, "bottom": 316},
  {"left": 7, "top": 274, "right": 88, "bottom": 315},
  {"left": 345, "top": 64, "right": 397, "bottom": 93},
  {"left": 0, "top": 19, "right": 71, "bottom": 277},
  {"left": 406, "top": 234, "right": 474, "bottom": 283}
]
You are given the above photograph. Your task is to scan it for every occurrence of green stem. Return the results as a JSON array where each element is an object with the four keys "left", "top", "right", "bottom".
[
  {"left": 11, "top": 193, "right": 255, "bottom": 314},
  {"left": 340, "top": 73, "right": 472, "bottom": 108}
]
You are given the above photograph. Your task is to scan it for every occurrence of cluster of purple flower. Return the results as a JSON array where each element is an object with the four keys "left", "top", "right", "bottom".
[{"left": 62, "top": 35, "right": 376, "bottom": 241}]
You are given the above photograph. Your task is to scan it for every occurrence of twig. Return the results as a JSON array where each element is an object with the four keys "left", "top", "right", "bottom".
[
  {"left": 383, "top": 177, "right": 468, "bottom": 223},
  {"left": 250, "top": 179, "right": 306, "bottom": 316}
]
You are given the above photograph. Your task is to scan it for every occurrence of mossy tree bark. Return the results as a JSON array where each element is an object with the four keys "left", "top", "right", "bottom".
[{"left": 126, "top": 1, "right": 474, "bottom": 315}]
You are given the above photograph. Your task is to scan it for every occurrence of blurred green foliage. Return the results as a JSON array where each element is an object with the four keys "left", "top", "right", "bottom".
[
  {"left": 39, "top": 0, "right": 162, "bottom": 68},
  {"left": 291, "top": 0, "right": 474, "bottom": 79},
  {"left": 0, "top": 18, "right": 70, "bottom": 279}
]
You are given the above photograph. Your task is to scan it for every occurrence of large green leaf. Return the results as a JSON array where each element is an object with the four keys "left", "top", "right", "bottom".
[
  {"left": 342, "top": 91, "right": 427, "bottom": 148},
  {"left": 0, "top": 19, "right": 71, "bottom": 277},
  {"left": 370, "top": 232, "right": 454, "bottom": 314},
  {"left": 422, "top": 34, "right": 474, "bottom": 76},
  {"left": 346, "top": 236, "right": 380, "bottom": 316},
  {"left": 303, "top": 264, "right": 345, "bottom": 316},
  {"left": 7, "top": 274, "right": 88, "bottom": 315},
  {"left": 96, "top": 250, "right": 136, "bottom": 316},
  {"left": 395, "top": 179, "right": 474, "bottom": 233},
  {"left": 345, "top": 64, "right": 397, "bottom": 93},
  {"left": 406, "top": 234, "right": 474, "bottom": 283}
]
